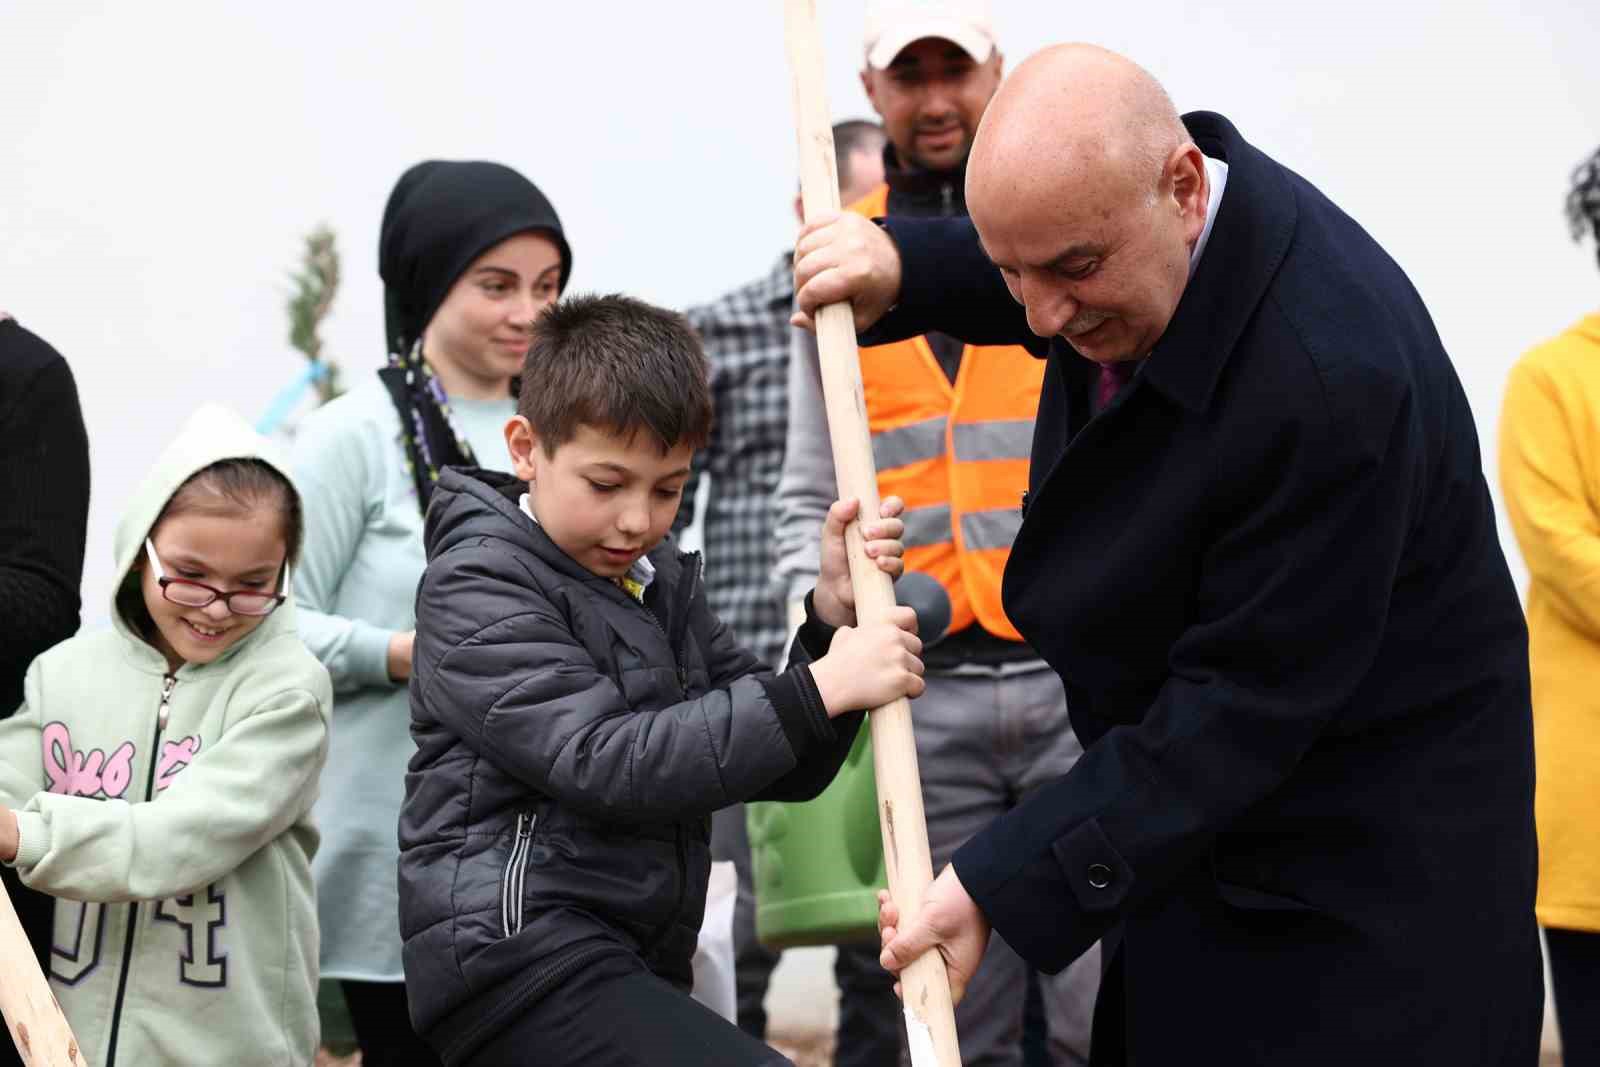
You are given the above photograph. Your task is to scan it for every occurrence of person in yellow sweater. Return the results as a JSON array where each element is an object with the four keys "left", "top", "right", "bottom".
[{"left": 1499, "top": 142, "right": 1600, "bottom": 1067}]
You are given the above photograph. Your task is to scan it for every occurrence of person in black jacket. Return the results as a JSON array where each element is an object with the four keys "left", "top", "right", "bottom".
[
  {"left": 796, "top": 45, "right": 1542, "bottom": 1067},
  {"left": 399, "top": 293, "right": 926, "bottom": 1067},
  {"left": 0, "top": 313, "right": 89, "bottom": 1067}
]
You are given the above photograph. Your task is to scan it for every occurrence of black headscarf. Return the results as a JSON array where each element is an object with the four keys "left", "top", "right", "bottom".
[{"left": 377, "top": 160, "right": 571, "bottom": 513}]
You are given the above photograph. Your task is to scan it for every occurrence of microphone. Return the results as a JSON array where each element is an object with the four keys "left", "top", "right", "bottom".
[{"left": 896, "top": 571, "right": 952, "bottom": 648}]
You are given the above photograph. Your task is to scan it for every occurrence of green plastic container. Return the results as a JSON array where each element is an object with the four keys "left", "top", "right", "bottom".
[{"left": 747, "top": 725, "right": 886, "bottom": 948}]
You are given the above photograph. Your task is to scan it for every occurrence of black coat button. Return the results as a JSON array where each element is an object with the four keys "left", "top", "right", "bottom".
[{"left": 1087, "top": 863, "right": 1113, "bottom": 889}]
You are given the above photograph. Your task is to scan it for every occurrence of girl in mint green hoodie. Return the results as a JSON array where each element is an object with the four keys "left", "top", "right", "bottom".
[{"left": 0, "top": 404, "right": 332, "bottom": 1067}]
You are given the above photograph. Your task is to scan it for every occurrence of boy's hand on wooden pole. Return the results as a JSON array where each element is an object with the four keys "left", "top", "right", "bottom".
[
  {"left": 809, "top": 616, "right": 925, "bottom": 717},
  {"left": 815, "top": 496, "right": 906, "bottom": 628}
]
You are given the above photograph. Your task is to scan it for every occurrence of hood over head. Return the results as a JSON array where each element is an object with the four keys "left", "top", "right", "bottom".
[{"left": 111, "top": 404, "right": 300, "bottom": 656}]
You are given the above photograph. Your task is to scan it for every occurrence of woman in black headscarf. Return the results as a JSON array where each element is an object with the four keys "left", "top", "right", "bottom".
[{"left": 288, "top": 161, "right": 570, "bottom": 1067}]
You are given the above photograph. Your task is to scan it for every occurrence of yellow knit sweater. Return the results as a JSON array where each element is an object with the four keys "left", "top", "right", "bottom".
[{"left": 1500, "top": 311, "right": 1600, "bottom": 933}]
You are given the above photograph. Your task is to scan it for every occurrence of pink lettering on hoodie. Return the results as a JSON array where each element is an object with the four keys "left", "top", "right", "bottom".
[{"left": 42, "top": 722, "right": 135, "bottom": 799}]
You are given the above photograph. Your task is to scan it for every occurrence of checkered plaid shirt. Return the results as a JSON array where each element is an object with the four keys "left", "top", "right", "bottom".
[{"left": 677, "top": 253, "right": 794, "bottom": 667}]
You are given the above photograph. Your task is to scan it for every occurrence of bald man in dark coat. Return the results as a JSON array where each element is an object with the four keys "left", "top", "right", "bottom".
[{"left": 793, "top": 45, "right": 1541, "bottom": 1067}]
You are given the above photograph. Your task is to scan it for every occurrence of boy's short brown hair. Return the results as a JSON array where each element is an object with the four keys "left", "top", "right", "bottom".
[{"left": 519, "top": 293, "right": 712, "bottom": 455}]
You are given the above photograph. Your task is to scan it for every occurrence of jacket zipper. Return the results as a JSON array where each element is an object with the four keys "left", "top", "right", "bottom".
[
  {"left": 630, "top": 553, "right": 700, "bottom": 958},
  {"left": 626, "top": 551, "right": 700, "bottom": 694},
  {"left": 661, "top": 555, "right": 702, "bottom": 947},
  {"left": 105, "top": 672, "right": 175, "bottom": 1067},
  {"left": 500, "top": 812, "right": 535, "bottom": 938},
  {"left": 670, "top": 825, "right": 688, "bottom": 938},
  {"left": 637, "top": 608, "right": 676, "bottom": 682},
  {"left": 665, "top": 553, "right": 702, "bottom": 692}
]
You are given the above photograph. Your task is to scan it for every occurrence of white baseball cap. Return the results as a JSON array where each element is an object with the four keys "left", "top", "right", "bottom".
[{"left": 863, "top": 0, "right": 997, "bottom": 70}]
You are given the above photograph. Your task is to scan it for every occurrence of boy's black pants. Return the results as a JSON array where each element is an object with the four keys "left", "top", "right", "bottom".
[
  {"left": 467, "top": 952, "right": 792, "bottom": 1067},
  {"left": 341, "top": 980, "right": 442, "bottom": 1067}
]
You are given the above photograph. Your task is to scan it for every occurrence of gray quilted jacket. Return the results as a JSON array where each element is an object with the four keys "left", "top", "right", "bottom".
[{"left": 399, "top": 467, "right": 859, "bottom": 1063}]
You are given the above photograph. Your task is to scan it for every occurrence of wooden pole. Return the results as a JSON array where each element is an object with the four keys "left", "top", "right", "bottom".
[
  {"left": 782, "top": 3, "right": 962, "bottom": 1064},
  {"left": 0, "top": 880, "right": 85, "bottom": 1066}
]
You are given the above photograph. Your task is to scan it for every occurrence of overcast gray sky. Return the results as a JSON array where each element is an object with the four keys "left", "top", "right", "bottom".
[{"left": 3, "top": 1, "right": 1598, "bottom": 613}]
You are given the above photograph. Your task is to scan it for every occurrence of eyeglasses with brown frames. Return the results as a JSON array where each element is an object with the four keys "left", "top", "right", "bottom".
[{"left": 143, "top": 539, "right": 288, "bottom": 617}]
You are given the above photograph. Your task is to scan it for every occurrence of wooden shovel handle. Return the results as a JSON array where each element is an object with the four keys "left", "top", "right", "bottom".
[
  {"left": 0, "top": 875, "right": 87, "bottom": 1066},
  {"left": 782, "top": 3, "right": 963, "bottom": 1064}
]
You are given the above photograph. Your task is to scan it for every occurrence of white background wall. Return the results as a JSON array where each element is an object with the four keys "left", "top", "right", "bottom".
[{"left": 3, "top": 1, "right": 1598, "bottom": 616}]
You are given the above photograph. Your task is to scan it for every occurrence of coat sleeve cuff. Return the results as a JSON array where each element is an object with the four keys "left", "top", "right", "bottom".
[
  {"left": 953, "top": 816, "right": 1129, "bottom": 975},
  {"left": 9, "top": 809, "right": 50, "bottom": 870},
  {"left": 759, "top": 663, "right": 834, "bottom": 760},
  {"left": 788, "top": 589, "right": 836, "bottom": 665},
  {"left": 348, "top": 622, "right": 399, "bottom": 688},
  {"left": 861, "top": 216, "right": 966, "bottom": 346},
  {"left": 861, "top": 216, "right": 1046, "bottom": 355}
]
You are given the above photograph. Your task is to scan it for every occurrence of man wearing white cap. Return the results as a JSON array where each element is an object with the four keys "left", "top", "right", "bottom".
[
  {"left": 864, "top": 0, "right": 995, "bottom": 64},
  {"left": 775, "top": 3, "right": 1098, "bottom": 1064},
  {"left": 860, "top": 0, "right": 1000, "bottom": 179}
]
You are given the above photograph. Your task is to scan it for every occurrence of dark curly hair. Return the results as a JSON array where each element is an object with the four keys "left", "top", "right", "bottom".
[{"left": 1567, "top": 144, "right": 1600, "bottom": 270}]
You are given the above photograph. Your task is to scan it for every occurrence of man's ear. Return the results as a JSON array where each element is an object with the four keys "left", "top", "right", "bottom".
[
  {"left": 1169, "top": 144, "right": 1206, "bottom": 211},
  {"left": 504, "top": 415, "right": 542, "bottom": 482},
  {"left": 860, "top": 66, "right": 879, "bottom": 111},
  {"left": 1165, "top": 143, "right": 1208, "bottom": 243}
]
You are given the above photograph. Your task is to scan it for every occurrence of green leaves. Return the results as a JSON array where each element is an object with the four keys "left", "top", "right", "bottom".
[{"left": 286, "top": 224, "right": 343, "bottom": 404}]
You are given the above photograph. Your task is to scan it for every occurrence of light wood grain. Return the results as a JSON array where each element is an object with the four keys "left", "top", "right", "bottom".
[
  {"left": 0, "top": 879, "right": 86, "bottom": 1066},
  {"left": 782, "top": 3, "right": 962, "bottom": 1064}
]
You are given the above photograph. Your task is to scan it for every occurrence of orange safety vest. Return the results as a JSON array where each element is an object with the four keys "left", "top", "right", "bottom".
[{"left": 847, "top": 184, "right": 1044, "bottom": 642}]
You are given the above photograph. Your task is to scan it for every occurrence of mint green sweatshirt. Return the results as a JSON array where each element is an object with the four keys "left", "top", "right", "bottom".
[{"left": 0, "top": 405, "right": 332, "bottom": 1067}]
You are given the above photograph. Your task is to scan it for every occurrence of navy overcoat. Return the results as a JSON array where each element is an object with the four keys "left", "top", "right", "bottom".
[{"left": 870, "top": 112, "right": 1543, "bottom": 1066}]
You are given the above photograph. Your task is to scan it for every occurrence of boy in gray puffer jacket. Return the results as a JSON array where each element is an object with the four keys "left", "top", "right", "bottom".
[{"left": 400, "top": 293, "right": 926, "bottom": 1066}]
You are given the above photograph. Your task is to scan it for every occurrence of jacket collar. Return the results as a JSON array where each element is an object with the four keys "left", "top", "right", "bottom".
[
  {"left": 1118, "top": 111, "right": 1299, "bottom": 415},
  {"left": 882, "top": 142, "right": 968, "bottom": 217},
  {"left": 424, "top": 466, "right": 685, "bottom": 591}
]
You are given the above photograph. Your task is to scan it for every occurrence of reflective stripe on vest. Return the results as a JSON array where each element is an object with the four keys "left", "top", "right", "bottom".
[
  {"left": 902, "top": 504, "right": 955, "bottom": 549},
  {"left": 848, "top": 181, "right": 1044, "bottom": 643},
  {"left": 960, "top": 508, "right": 1023, "bottom": 552},
  {"left": 875, "top": 418, "right": 1034, "bottom": 470},
  {"left": 872, "top": 416, "right": 947, "bottom": 470},
  {"left": 951, "top": 420, "right": 1034, "bottom": 463}
]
